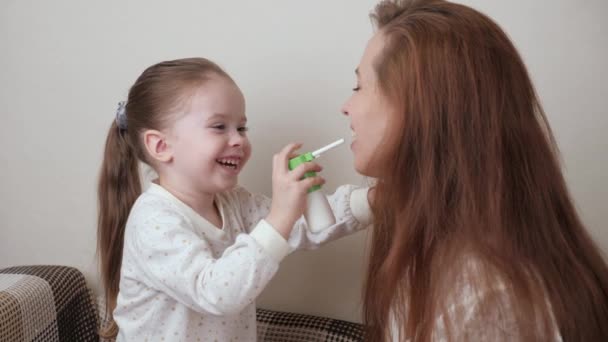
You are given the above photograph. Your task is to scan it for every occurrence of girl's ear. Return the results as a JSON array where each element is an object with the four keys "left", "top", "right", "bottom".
[{"left": 143, "top": 129, "right": 173, "bottom": 163}]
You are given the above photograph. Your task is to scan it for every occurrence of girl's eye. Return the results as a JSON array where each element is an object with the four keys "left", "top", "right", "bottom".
[
  {"left": 352, "top": 86, "right": 361, "bottom": 91},
  {"left": 212, "top": 124, "right": 226, "bottom": 130},
  {"left": 238, "top": 126, "right": 249, "bottom": 132}
]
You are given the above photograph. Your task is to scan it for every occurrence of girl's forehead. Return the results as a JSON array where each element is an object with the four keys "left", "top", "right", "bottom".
[{"left": 186, "top": 80, "right": 246, "bottom": 118}]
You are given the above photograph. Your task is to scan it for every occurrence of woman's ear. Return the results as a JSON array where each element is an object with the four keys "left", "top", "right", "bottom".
[{"left": 143, "top": 129, "right": 173, "bottom": 163}]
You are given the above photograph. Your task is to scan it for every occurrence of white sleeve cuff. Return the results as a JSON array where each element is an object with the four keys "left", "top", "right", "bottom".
[
  {"left": 350, "top": 188, "right": 373, "bottom": 227},
  {"left": 250, "top": 220, "right": 291, "bottom": 263}
]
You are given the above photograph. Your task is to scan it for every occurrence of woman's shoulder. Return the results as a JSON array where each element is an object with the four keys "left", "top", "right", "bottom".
[
  {"left": 435, "top": 253, "right": 513, "bottom": 323},
  {"left": 437, "top": 253, "right": 561, "bottom": 341}
]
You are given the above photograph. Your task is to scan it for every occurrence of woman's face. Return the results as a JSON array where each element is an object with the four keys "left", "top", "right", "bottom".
[{"left": 342, "top": 32, "right": 395, "bottom": 177}]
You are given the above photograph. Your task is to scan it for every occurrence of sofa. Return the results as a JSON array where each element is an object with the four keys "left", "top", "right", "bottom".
[{"left": 0, "top": 265, "right": 365, "bottom": 342}]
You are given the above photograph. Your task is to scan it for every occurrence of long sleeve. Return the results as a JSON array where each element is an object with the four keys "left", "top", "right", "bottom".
[
  {"left": 123, "top": 199, "right": 285, "bottom": 316},
  {"left": 231, "top": 184, "right": 372, "bottom": 251},
  {"left": 114, "top": 183, "right": 289, "bottom": 341}
]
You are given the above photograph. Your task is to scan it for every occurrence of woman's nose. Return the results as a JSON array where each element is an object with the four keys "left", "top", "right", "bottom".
[{"left": 341, "top": 103, "right": 350, "bottom": 116}]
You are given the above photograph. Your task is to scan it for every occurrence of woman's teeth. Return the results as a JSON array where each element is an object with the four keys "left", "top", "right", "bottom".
[{"left": 351, "top": 130, "right": 357, "bottom": 140}]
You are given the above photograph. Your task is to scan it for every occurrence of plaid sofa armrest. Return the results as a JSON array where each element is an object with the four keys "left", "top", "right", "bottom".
[
  {"left": 0, "top": 265, "right": 99, "bottom": 342},
  {"left": 256, "top": 308, "right": 365, "bottom": 342}
]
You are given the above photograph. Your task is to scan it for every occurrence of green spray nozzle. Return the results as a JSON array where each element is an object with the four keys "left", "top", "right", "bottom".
[{"left": 288, "top": 139, "right": 345, "bottom": 193}]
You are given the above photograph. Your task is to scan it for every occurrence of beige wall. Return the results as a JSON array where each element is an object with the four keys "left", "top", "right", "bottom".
[{"left": 1, "top": 0, "right": 606, "bottom": 323}]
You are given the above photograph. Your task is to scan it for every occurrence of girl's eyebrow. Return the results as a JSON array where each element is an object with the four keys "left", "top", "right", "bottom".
[
  {"left": 206, "top": 113, "right": 229, "bottom": 121},
  {"left": 206, "top": 113, "right": 247, "bottom": 123}
]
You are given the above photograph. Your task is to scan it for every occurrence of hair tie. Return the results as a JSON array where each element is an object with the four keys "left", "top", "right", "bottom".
[{"left": 115, "top": 101, "right": 128, "bottom": 131}]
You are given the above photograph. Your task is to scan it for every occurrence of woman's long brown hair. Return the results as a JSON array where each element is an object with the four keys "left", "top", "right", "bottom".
[
  {"left": 97, "top": 58, "right": 230, "bottom": 338},
  {"left": 363, "top": 1, "right": 608, "bottom": 340}
]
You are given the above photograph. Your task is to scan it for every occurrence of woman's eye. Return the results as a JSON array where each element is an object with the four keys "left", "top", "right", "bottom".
[
  {"left": 238, "top": 126, "right": 249, "bottom": 132},
  {"left": 352, "top": 86, "right": 361, "bottom": 91},
  {"left": 212, "top": 124, "right": 226, "bottom": 130}
]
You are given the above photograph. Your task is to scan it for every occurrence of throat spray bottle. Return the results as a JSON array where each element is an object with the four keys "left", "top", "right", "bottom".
[{"left": 288, "top": 138, "right": 345, "bottom": 233}]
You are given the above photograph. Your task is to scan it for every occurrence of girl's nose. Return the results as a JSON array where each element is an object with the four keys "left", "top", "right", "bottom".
[{"left": 230, "top": 131, "right": 246, "bottom": 146}]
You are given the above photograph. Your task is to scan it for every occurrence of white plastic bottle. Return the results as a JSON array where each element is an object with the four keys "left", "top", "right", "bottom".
[
  {"left": 304, "top": 189, "right": 336, "bottom": 232},
  {"left": 288, "top": 139, "right": 344, "bottom": 233}
]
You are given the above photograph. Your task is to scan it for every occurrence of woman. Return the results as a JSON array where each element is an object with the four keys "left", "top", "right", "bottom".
[{"left": 341, "top": 0, "right": 608, "bottom": 340}]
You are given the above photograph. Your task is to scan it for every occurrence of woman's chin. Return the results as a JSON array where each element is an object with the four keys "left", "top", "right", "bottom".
[{"left": 354, "top": 158, "right": 374, "bottom": 177}]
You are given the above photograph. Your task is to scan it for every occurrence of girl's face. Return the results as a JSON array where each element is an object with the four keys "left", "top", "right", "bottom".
[
  {"left": 167, "top": 76, "right": 251, "bottom": 194},
  {"left": 341, "top": 32, "right": 395, "bottom": 177}
]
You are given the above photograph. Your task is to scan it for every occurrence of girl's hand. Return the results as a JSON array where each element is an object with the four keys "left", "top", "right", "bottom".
[{"left": 266, "top": 143, "right": 325, "bottom": 239}]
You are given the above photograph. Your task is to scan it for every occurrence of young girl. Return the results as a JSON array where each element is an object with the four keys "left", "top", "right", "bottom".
[{"left": 97, "top": 58, "right": 371, "bottom": 341}]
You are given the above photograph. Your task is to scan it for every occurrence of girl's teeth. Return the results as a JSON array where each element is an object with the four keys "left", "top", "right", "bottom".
[{"left": 218, "top": 158, "right": 239, "bottom": 168}]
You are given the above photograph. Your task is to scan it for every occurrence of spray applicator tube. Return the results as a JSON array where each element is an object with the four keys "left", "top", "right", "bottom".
[{"left": 288, "top": 139, "right": 345, "bottom": 232}]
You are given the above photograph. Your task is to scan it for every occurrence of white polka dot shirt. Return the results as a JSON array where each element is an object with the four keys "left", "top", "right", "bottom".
[{"left": 113, "top": 183, "right": 371, "bottom": 341}]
